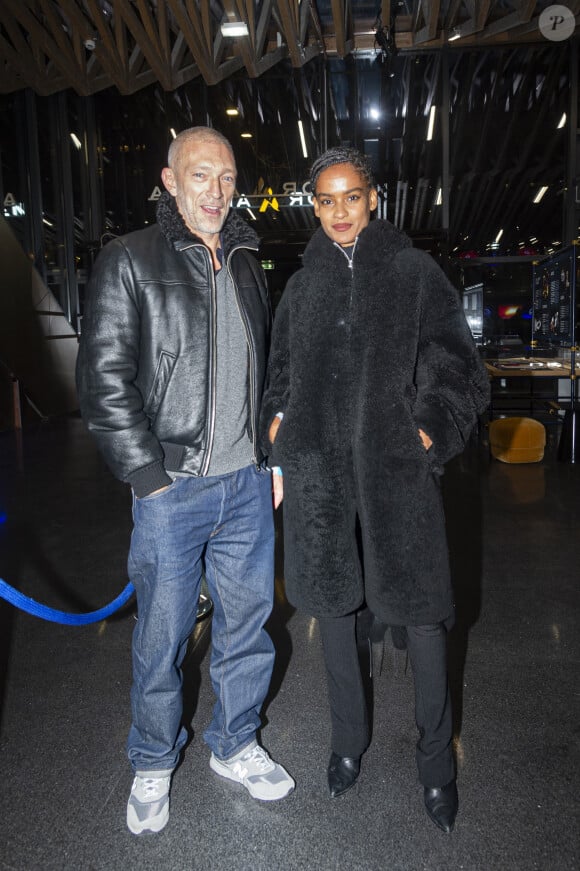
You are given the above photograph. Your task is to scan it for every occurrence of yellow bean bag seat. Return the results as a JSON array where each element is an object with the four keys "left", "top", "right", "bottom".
[{"left": 489, "top": 417, "right": 546, "bottom": 463}]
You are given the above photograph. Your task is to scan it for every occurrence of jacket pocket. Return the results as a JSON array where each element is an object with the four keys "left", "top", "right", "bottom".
[
  {"left": 398, "top": 396, "right": 428, "bottom": 459},
  {"left": 144, "top": 351, "right": 177, "bottom": 420}
]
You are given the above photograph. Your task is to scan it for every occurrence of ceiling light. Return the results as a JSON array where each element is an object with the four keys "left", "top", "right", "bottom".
[
  {"left": 557, "top": 112, "right": 567, "bottom": 129},
  {"left": 226, "top": 108, "right": 239, "bottom": 116},
  {"left": 170, "top": 128, "right": 177, "bottom": 139},
  {"left": 426, "top": 106, "right": 436, "bottom": 141},
  {"left": 495, "top": 229, "right": 503, "bottom": 244},
  {"left": 448, "top": 28, "right": 461, "bottom": 42},
  {"left": 298, "top": 120, "right": 308, "bottom": 159},
  {"left": 435, "top": 188, "right": 442, "bottom": 205},
  {"left": 533, "top": 186, "right": 548, "bottom": 204},
  {"left": 220, "top": 21, "right": 249, "bottom": 37},
  {"left": 70, "top": 133, "right": 82, "bottom": 150},
  {"left": 370, "top": 107, "right": 380, "bottom": 120},
  {"left": 241, "top": 132, "right": 252, "bottom": 139}
]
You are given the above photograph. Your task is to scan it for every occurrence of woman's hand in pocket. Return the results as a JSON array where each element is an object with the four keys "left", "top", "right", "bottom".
[{"left": 418, "top": 428, "right": 433, "bottom": 451}]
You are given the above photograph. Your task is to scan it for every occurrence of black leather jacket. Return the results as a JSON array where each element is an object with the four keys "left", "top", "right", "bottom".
[{"left": 76, "top": 193, "right": 271, "bottom": 497}]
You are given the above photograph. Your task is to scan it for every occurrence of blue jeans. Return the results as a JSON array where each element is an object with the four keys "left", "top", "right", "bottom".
[{"left": 126, "top": 464, "right": 275, "bottom": 773}]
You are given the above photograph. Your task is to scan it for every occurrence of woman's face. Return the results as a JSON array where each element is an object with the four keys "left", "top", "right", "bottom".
[{"left": 313, "top": 163, "right": 378, "bottom": 247}]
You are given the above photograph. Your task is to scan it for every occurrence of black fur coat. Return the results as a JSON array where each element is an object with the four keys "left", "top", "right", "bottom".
[{"left": 260, "top": 219, "right": 490, "bottom": 625}]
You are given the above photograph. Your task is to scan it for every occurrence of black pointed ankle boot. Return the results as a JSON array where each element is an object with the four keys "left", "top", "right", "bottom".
[
  {"left": 424, "top": 781, "right": 459, "bottom": 833},
  {"left": 327, "top": 752, "right": 361, "bottom": 798}
]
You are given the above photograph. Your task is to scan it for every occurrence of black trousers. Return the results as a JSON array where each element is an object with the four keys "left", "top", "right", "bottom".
[{"left": 317, "top": 613, "right": 455, "bottom": 788}]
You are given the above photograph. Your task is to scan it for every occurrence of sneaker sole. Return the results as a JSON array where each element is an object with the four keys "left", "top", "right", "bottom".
[
  {"left": 127, "top": 804, "right": 169, "bottom": 835},
  {"left": 209, "top": 754, "right": 294, "bottom": 802}
]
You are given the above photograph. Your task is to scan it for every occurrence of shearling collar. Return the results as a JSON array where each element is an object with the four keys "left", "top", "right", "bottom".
[
  {"left": 302, "top": 219, "right": 412, "bottom": 269},
  {"left": 155, "top": 190, "right": 260, "bottom": 257}
]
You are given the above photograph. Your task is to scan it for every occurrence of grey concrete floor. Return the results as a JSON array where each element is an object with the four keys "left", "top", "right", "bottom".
[{"left": 0, "top": 415, "right": 578, "bottom": 871}]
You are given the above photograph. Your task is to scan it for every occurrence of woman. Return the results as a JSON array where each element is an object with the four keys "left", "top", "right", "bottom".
[{"left": 261, "top": 147, "right": 489, "bottom": 833}]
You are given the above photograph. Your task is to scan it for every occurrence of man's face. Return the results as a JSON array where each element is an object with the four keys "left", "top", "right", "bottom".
[
  {"left": 313, "top": 163, "right": 378, "bottom": 247},
  {"left": 161, "top": 137, "right": 236, "bottom": 247}
]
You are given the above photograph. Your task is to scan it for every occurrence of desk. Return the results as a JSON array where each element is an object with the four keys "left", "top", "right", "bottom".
[{"left": 484, "top": 357, "right": 573, "bottom": 419}]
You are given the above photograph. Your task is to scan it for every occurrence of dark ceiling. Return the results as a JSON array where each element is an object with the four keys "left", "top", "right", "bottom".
[{"left": 1, "top": 1, "right": 579, "bottom": 260}]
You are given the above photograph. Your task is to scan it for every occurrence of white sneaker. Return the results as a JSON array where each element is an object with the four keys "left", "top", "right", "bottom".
[
  {"left": 209, "top": 740, "right": 295, "bottom": 801},
  {"left": 126, "top": 770, "right": 172, "bottom": 834}
]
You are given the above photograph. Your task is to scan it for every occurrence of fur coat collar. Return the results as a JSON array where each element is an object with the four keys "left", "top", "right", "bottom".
[
  {"left": 155, "top": 190, "right": 259, "bottom": 256},
  {"left": 301, "top": 219, "right": 413, "bottom": 269}
]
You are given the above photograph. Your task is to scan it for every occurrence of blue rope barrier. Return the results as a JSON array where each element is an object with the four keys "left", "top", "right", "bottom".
[{"left": 0, "top": 577, "right": 135, "bottom": 625}]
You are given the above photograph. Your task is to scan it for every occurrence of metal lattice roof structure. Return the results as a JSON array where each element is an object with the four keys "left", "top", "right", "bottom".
[{"left": 0, "top": 2, "right": 578, "bottom": 257}]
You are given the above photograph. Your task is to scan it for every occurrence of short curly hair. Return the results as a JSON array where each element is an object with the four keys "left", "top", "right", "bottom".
[{"left": 310, "top": 147, "right": 374, "bottom": 192}]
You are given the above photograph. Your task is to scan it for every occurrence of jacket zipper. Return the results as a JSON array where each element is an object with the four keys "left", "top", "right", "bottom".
[
  {"left": 334, "top": 240, "right": 355, "bottom": 392},
  {"left": 201, "top": 260, "right": 218, "bottom": 476},
  {"left": 179, "top": 241, "right": 217, "bottom": 476},
  {"left": 227, "top": 244, "right": 259, "bottom": 467},
  {"left": 333, "top": 239, "right": 357, "bottom": 321},
  {"left": 334, "top": 236, "right": 358, "bottom": 270}
]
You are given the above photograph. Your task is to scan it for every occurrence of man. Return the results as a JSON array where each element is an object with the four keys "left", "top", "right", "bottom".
[
  {"left": 261, "top": 147, "right": 489, "bottom": 833},
  {"left": 76, "top": 127, "right": 294, "bottom": 836}
]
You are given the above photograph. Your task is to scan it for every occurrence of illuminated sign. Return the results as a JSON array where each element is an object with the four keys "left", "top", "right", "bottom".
[
  {"left": 148, "top": 182, "right": 314, "bottom": 210},
  {"left": 3, "top": 193, "right": 25, "bottom": 217},
  {"left": 147, "top": 181, "right": 386, "bottom": 213}
]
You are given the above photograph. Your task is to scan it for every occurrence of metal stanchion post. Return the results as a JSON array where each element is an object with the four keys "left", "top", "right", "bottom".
[
  {"left": 10, "top": 374, "right": 24, "bottom": 472},
  {"left": 11, "top": 376, "right": 22, "bottom": 430},
  {"left": 558, "top": 346, "right": 579, "bottom": 462},
  {"left": 196, "top": 572, "right": 213, "bottom": 621}
]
